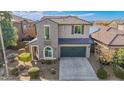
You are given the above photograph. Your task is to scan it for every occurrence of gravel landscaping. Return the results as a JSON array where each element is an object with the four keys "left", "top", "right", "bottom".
[
  {"left": 32, "top": 60, "right": 59, "bottom": 80},
  {"left": 88, "top": 53, "right": 120, "bottom": 80},
  {"left": 0, "top": 49, "right": 59, "bottom": 81}
]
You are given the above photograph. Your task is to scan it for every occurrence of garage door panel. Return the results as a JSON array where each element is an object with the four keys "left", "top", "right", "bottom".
[{"left": 61, "top": 47, "right": 86, "bottom": 57}]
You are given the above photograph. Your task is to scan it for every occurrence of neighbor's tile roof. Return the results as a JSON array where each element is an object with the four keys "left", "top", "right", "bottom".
[
  {"left": 12, "top": 14, "right": 33, "bottom": 23},
  {"left": 41, "top": 16, "right": 92, "bottom": 25},
  {"left": 110, "top": 19, "right": 124, "bottom": 25},
  {"left": 59, "top": 38, "right": 93, "bottom": 44},
  {"left": 91, "top": 26, "right": 124, "bottom": 46},
  {"left": 110, "top": 34, "right": 124, "bottom": 46}
]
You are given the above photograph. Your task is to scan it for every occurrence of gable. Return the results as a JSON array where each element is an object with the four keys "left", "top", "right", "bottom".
[{"left": 40, "top": 16, "right": 92, "bottom": 25}]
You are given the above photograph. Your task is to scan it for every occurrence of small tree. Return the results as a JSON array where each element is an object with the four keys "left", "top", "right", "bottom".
[
  {"left": 112, "top": 48, "right": 124, "bottom": 65},
  {"left": 18, "top": 52, "right": 32, "bottom": 66},
  {"left": 0, "top": 11, "right": 18, "bottom": 62}
]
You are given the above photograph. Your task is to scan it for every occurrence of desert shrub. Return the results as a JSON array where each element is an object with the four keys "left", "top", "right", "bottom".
[
  {"left": 97, "top": 68, "right": 108, "bottom": 79},
  {"left": 50, "top": 68, "right": 56, "bottom": 75},
  {"left": 112, "top": 49, "right": 124, "bottom": 79},
  {"left": 112, "top": 64, "right": 124, "bottom": 79},
  {"left": 10, "top": 67, "right": 19, "bottom": 76},
  {"left": 112, "top": 49, "right": 124, "bottom": 65},
  {"left": 99, "top": 56, "right": 110, "bottom": 66},
  {"left": 7, "top": 53, "right": 17, "bottom": 62},
  {"left": 18, "top": 52, "right": 32, "bottom": 63},
  {"left": 28, "top": 67, "right": 40, "bottom": 79}
]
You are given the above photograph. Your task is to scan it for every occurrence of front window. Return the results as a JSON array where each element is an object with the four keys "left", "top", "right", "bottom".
[
  {"left": 74, "top": 25, "right": 82, "bottom": 34},
  {"left": 44, "top": 46, "right": 53, "bottom": 58},
  {"left": 44, "top": 25, "right": 50, "bottom": 40}
]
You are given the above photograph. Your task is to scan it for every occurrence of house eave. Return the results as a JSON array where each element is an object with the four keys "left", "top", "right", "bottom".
[
  {"left": 58, "top": 38, "right": 93, "bottom": 44},
  {"left": 26, "top": 38, "right": 37, "bottom": 45}
]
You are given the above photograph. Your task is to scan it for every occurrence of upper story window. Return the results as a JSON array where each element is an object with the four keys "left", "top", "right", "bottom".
[
  {"left": 44, "top": 25, "right": 50, "bottom": 40},
  {"left": 72, "top": 25, "right": 84, "bottom": 34}
]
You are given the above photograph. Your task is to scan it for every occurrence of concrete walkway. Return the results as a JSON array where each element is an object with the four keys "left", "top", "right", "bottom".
[{"left": 59, "top": 57, "right": 98, "bottom": 81}]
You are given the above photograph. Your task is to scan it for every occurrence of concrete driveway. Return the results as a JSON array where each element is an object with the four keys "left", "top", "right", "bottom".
[{"left": 59, "top": 57, "right": 98, "bottom": 81}]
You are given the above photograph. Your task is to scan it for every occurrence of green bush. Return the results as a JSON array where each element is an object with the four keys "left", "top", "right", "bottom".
[
  {"left": 10, "top": 67, "right": 19, "bottom": 76},
  {"left": 18, "top": 52, "right": 32, "bottom": 63},
  {"left": 112, "top": 64, "right": 124, "bottom": 79},
  {"left": 97, "top": 68, "right": 108, "bottom": 79},
  {"left": 28, "top": 67, "right": 40, "bottom": 79}
]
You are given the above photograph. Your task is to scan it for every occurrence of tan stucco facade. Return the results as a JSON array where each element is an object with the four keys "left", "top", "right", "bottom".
[
  {"left": 58, "top": 25, "right": 90, "bottom": 38},
  {"left": 29, "top": 18, "right": 91, "bottom": 60}
]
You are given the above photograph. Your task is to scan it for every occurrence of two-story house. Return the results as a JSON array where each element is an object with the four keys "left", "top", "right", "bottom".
[
  {"left": 28, "top": 16, "right": 92, "bottom": 60},
  {"left": 109, "top": 19, "right": 124, "bottom": 30}
]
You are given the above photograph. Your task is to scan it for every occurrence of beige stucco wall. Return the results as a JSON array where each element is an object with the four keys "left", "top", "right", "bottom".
[
  {"left": 32, "top": 19, "right": 59, "bottom": 59},
  {"left": 29, "top": 19, "right": 91, "bottom": 60},
  {"left": 58, "top": 24, "right": 90, "bottom": 38}
]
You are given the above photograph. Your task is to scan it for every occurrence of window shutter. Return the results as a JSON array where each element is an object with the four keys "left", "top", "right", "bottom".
[
  {"left": 72, "top": 25, "right": 74, "bottom": 34},
  {"left": 82, "top": 25, "right": 84, "bottom": 34}
]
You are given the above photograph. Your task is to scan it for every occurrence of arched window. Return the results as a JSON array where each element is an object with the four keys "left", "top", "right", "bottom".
[{"left": 43, "top": 46, "right": 53, "bottom": 58}]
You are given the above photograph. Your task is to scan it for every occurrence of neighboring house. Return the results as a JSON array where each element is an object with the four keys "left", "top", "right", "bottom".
[
  {"left": 109, "top": 19, "right": 124, "bottom": 30},
  {"left": 28, "top": 16, "right": 92, "bottom": 60},
  {"left": 91, "top": 26, "right": 124, "bottom": 60},
  {"left": 12, "top": 15, "right": 36, "bottom": 41},
  {"left": 93, "top": 20, "right": 110, "bottom": 26}
]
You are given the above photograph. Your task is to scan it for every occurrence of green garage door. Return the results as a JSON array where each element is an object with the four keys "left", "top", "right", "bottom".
[{"left": 61, "top": 47, "right": 86, "bottom": 57}]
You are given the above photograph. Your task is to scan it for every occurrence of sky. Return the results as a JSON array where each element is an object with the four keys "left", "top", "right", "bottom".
[{"left": 12, "top": 11, "right": 124, "bottom": 21}]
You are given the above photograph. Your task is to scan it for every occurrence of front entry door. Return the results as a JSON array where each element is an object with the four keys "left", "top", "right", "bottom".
[{"left": 32, "top": 46, "right": 39, "bottom": 60}]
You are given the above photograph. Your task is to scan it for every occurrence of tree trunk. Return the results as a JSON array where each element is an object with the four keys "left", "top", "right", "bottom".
[{"left": 0, "top": 49, "right": 4, "bottom": 63}]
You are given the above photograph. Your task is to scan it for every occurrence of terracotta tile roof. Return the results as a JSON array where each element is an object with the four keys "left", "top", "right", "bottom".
[
  {"left": 12, "top": 14, "right": 34, "bottom": 23},
  {"left": 110, "top": 19, "right": 124, "bottom": 25},
  {"left": 110, "top": 34, "right": 124, "bottom": 45},
  {"left": 91, "top": 26, "right": 124, "bottom": 46},
  {"left": 41, "top": 16, "right": 92, "bottom": 25}
]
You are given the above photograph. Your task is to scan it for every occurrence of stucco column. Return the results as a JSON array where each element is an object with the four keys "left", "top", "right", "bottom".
[{"left": 86, "top": 45, "right": 90, "bottom": 58}]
